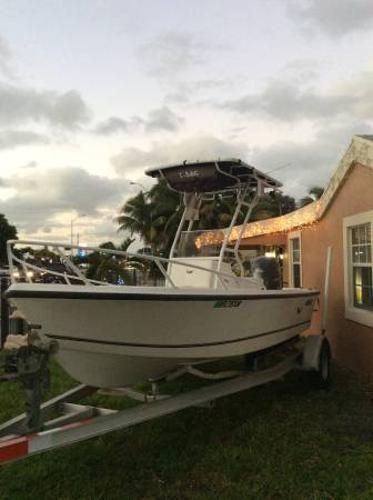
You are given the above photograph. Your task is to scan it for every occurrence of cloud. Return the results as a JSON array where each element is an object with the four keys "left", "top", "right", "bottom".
[
  {"left": 5, "top": 167, "right": 129, "bottom": 215},
  {"left": 286, "top": 0, "right": 373, "bottom": 37},
  {"left": 0, "top": 83, "right": 91, "bottom": 128},
  {"left": 278, "top": 59, "right": 322, "bottom": 84},
  {"left": 164, "top": 92, "right": 190, "bottom": 105},
  {"left": 94, "top": 106, "right": 183, "bottom": 135},
  {"left": 84, "top": 213, "right": 124, "bottom": 243},
  {"left": 21, "top": 161, "right": 38, "bottom": 169},
  {"left": 163, "top": 79, "right": 235, "bottom": 109},
  {"left": 220, "top": 71, "right": 373, "bottom": 123},
  {"left": 144, "top": 106, "right": 184, "bottom": 132},
  {"left": 111, "top": 135, "right": 250, "bottom": 175},
  {"left": 94, "top": 116, "right": 130, "bottom": 135},
  {"left": 250, "top": 120, "right": 373, "bottom": 197},
  {"left": 0, "top": 35, "right": 13, "bottom": 77},
  {"left": 0, "top": 167, "right": 131, "bottom": 236},
  {"left": 221, "top": 80, "right": 352, "bottom": 121},
  {"left": 108, "top": 124, "right": 372, "bottom": 201},
  {"left": 0, "top": 130, "right": 49, "bottom": 150},
  {"left": 138, "top": 32, "right": 205, "bottom": 80},
  {"left": 137, "top": 31, "right": 227, "bottom": 85}
]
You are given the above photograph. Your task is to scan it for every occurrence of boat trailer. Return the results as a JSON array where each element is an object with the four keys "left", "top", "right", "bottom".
[
  {"left": 0, "top": 246, "right": 333, "bottom": 465},
  {"left": 0, "top": 335, "right": 330, "bottom": 465}
]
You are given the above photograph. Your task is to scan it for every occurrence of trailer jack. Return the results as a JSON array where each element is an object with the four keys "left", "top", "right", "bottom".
[{"left": 0, "top": 339, "right": 58, "bottom": 433}]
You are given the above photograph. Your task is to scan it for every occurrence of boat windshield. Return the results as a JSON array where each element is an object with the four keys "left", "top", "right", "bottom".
[{"left": 176, "top": 230, "right": 225, "bottom": 258}]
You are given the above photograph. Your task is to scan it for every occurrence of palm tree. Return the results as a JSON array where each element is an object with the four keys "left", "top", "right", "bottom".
[
  {"left": 198, "top": 194, "right": 238, "bottom": 228},
  {"left": 117, "top": 181, "right": 298, "bottom": 257},
  {"left": 0, "top": 214, "right": 17, "bottom": 265},
  {"left": 117, "top": 180, "right": 182, "bottom": 255},
  {"left": 147, "top": 180, "right": 182, "bottom": 254},
  {"left": 117, "top": 182, "right": 240, "bottom": 253},
  {"left": 251, "top": 192, "right": 296, "bottom": 221},
  {"left": 118, "top": 237, "right": 136, "bottom": 252},
  {"left": 85, "top": 238, "right": 138, "bottom": 284},
  {"left": 299, "top": 186, "right": 324, "bottom": 208},
  {"left": 309, "top": 186, "right": 324, "bottom": 200},
  {"left": 117, "top": 192, "right": 155, "bottom": 250}
]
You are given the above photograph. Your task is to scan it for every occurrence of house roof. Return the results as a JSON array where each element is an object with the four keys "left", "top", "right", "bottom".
[
  {"left": 228, "top": 135, "right": 373, "bottom": 241},
  {"left": 357, "top": 135, "right": 373, "bottom": 142}
]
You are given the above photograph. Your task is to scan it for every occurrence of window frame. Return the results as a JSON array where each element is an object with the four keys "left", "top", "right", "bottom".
[
  {"left": 343, "top": 210, "right": 373, "bottom": 327},
  {"left": 288, "top": 230, "right": 302, "bottom": 288}
]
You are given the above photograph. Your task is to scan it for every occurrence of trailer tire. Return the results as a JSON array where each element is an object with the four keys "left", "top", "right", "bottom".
[
  {"left": 245, "top": 353, "right": 258, "bottom": 371},
  {"left": 308, "top": 338, "right": 331, "bottom": 389}
]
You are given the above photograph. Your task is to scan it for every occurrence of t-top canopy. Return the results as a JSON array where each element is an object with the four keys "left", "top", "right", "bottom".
[{"left": 146, "top": 159, "right": 282, "bottom": 193}]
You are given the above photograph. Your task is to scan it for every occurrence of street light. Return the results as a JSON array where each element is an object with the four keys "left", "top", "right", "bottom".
[{"left": 70, "top": 214, "right": 86, "bottom": 255}]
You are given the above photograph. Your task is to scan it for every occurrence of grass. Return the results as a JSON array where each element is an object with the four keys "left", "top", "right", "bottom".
[{"left": 0, "top": 359, "right": 373, "bottom": 499}]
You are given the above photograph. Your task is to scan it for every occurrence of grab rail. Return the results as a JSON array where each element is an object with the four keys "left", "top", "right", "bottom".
[{"left": 6, "top": 240, "right": 255, "bottom": 290}]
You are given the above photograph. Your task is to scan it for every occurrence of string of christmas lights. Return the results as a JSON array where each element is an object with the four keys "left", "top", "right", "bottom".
[{"left": 196, "top": 200, "right": 323, "bottom": 248}]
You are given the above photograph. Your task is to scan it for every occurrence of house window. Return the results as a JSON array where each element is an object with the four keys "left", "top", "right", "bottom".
[
  {"left": 351, "top": 224, "right": 373, "bottom": 310},
  {"left": 343, "top": 211, "right": 373, "bottom": 327},
  {"left": 288, "top": 232, "right": 302, "bottom": 287}
]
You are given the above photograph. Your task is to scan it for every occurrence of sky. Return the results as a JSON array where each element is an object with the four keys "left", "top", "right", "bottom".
[{"left": 0, "top": 0, "right": 373, "bottom": 246}]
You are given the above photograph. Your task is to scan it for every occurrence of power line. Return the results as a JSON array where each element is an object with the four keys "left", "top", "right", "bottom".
[{"left": 264, "top": 162, "right": 292, "bottom": 175}]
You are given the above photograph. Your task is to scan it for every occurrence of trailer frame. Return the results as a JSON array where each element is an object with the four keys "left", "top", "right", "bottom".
[
  {"left": 0, "top": 350, "right": 307, "bottom": 465},
  {"left": 0, "top": 331, "right": 332, "bottom": 466}
]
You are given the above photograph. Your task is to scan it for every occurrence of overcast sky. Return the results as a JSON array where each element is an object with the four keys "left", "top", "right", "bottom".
[{"left": 0, "top": 0, "right": 373, "bottom": 245}]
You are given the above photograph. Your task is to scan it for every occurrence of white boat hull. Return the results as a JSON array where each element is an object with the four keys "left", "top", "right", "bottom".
[{"left": 6, "top": 284, "right": 318, "bottom": 387}]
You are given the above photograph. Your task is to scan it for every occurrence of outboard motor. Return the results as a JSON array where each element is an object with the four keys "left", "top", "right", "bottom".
[{"left": 251, "top": 257, "right": 282, "bottom": 290}]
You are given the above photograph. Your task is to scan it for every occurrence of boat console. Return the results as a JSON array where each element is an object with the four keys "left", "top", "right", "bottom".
[{"left": 147, "top": 159, "right": 282, "bottom": 284}]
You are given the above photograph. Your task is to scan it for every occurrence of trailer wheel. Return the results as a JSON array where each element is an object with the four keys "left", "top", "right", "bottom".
[{"left": 308, "top": 338, "right": 331, "bottom": 389}]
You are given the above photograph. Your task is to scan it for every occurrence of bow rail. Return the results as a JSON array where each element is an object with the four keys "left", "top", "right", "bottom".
[{"left": 6, "top": 239, "right": 251, "bottom": 290}]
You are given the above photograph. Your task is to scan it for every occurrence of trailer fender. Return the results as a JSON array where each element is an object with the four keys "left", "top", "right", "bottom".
[{"left": 301, "top": 335, "right": 331, "bottom": 371}]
